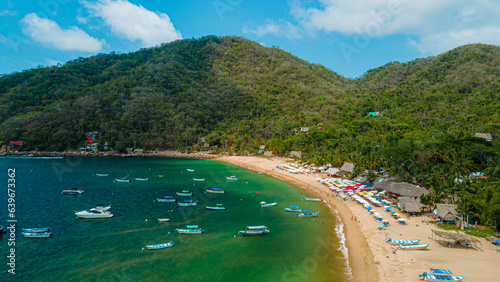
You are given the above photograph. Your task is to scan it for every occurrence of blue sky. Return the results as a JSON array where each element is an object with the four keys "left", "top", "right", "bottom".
[{"left": 1, "top": 0, "right": 500, "bottom": 78}]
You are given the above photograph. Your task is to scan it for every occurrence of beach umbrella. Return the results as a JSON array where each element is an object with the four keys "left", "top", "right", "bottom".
[
  {"left": 397, "top": 218, "right": 406, "bottom": 222},
  {"left": 355, "top": 184, "right": 362, "bottom": 186}
]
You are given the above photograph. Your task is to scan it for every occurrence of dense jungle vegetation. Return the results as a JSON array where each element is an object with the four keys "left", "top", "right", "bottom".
[{"left": 1, "top": 36, "right": 500, "bottom": 230}]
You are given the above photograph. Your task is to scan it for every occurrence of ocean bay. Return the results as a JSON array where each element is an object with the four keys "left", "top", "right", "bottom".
[{"left": 0, "top": 157, "right": 346, "bottom": 281}]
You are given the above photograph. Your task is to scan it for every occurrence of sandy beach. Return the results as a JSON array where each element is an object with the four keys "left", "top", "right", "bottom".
[{"left": 218, "top": 156, "right": 500, "bottom": 282}]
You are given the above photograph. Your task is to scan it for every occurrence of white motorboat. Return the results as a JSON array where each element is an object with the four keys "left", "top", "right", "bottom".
[{"left": 75, "top": 208, "right": 113, "bottom": 219}]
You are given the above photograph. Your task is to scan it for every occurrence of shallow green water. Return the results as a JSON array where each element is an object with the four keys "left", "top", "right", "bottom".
[{"left": 0, "top": 157, "right": 346, "bottom": 281}]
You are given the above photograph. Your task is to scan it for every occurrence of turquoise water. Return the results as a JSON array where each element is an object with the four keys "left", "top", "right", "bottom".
[{"left": 0, "top": 157, "right": 346, "bottom": 281}]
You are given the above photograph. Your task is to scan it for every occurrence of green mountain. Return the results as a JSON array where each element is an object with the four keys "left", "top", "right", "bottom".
[{"left": 2, "top": 36, "right": 500, "bottom": 230}]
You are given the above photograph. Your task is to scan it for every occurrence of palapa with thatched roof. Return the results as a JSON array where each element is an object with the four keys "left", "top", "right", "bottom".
[
  {"left": 340, "top": 162, "right": 355, "bottom": 173},
  {"left": 431, "top": 229, "right": 482, "bottom": 249},
  {"left": 433, "top": 204, "right": 459, "bottom": 222},
  {"left": 383, "top": 182, "right": 430, "bottom": 197},
  {"left": 403, "top": 202, "right": 428, "bottom": 214},
  {"left": 355, "top": 175, "right": 369, "bottom": 184},
  {"left": 325, "top": 167, "right": 340, "bottom": 176}
]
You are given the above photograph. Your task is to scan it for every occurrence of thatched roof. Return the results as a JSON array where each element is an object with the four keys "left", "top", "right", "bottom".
[
  {"left": 398, "top": 196, "right": 418, "bottom": 206},
  {"left": 326, "top": 167, "right": 340, "bottom": 175},
  {"left": 340, "top": 162, "right": 355, "bottom": 173},
  {"left": 434, "top": 204, "right": 458, "bottom": 222},
  {"left": 431, "top": 229, "right": 481, "bottom": 246},
  {"left": 355, "top": 175, "right": 369, "bottom": 183},
  {"left": 404, "top": 202, "right": 426, "bottom": 213},
  {"left": 383, "top": 182, "right": 430, "bottom": 197}
]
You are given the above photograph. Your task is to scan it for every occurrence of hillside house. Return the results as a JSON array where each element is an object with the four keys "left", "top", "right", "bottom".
[{"left": 474, "top": 133, "right": 492, "bottom": 141}]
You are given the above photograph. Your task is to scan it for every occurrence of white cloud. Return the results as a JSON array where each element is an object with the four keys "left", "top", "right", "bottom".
[
  {"left": 243, "top": 20, "right": 303, "bottom": 39},
  {"left": 20, "top": 13, "right": 103, "bottom": 52},
  {"left": 84, "top": 0, "right": 182, "bottom": 47},
  {"left": 0, "top": 1, "right": 16, "bottom": 16},
  {"left": 247, "top": 0, "right": 500, "bottom": 54}
]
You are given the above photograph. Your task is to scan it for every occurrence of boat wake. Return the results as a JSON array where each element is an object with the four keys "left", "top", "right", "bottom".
[{"left": 335, "top": 210, "right": 353, "bottom": 279}]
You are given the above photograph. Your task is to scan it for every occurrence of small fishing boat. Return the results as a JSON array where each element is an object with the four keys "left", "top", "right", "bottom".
[
  {"left": 96, "top": 173, "right": 108, "bottom": 177},
  {"left": 206, "top": 204, "right": 226, "bottom": 210},
  {"left": 284, "top": 206, "right": 303, "bottom": 212},
  {"left": 115, "top": 179, "right": 130, "bottom": 183},
  {"left": 305, "top": 197, "right": 322, "bottom": 201},
  {"left": 297, "top": 210, "right": 319, "bottom": 217},
  {"left": 239, "top": 225, "right": 270, "bottom": 236},
  {"left": 397, "top": 243, "right": 429, "bottom": 250},
  {"left": 418, "top": 272, "right": 465, "bottom": 281},
  {"left": 192, "top": 178, "right": 205, "bottom": 181},
  {"left": 61, "top": 188, "right": 84, "bottom": 195},
  {"left": 178, "top": 200, "right": 198, "bottom": 207},
  {"left": 22, "top": 232, "right": 52, "bottom": 238},
  {"left": 146, "top": 241, "right": 174, "bottom": 250},
  {"left": 176, "top": 225, "right": 204, "bottom": 234},
  {"left": 206, "top": 188, "right": 225, "bottom": 194},
  {"left": 157, "top": 196, "right": 176, "bottom": 203},
  {"left": 176, "top": 190, "right": 192, "bottom": 196},
  {"left": 187, "top": 169, "right": 195, "bottom": 172},
  {"left": 260, "top": 202, "right": 277, "bottom": 207},
  {"left": 226, "top": 176, "right": 238, "bottom": 180},
  {"left": 430, "top": 269, "right": 453, "bottom": 275},
  {"left": 158, "top": 218, "right": 170, "bottom": 222},
  {"left": 386, "top": 238, "right": 421, "bottom": 245},
  {"left": 135, "top": 178, "right": 148, "bottom": 181},
  {"left": 22, "top": 227, "right": 51, "bottom": 233}
]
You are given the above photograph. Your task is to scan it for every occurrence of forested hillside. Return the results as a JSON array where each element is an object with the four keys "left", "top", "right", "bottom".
[{"left": 1, "top": 36, "right": 500, "bottom": 230}]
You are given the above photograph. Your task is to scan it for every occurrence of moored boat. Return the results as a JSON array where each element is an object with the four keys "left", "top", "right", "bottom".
[
  {"left": 386, "top": 238, "right": 421, "bottom": 245},
  {"left": 22, "top": 232, "right": 52, "bottom": 238},
  {"left": 226, "top": 176, "right": 238, "bottom": 180},
  {"left": 75, "top": 208, "right": 113, "bottom": 219},
  {"left": 206, "top": 204, "right": 226, "bottom": 210},
  {"left": 239, "top": 225, "right": 270, "bottom": 236},
  {"left": 96, "top": 173, "right": 108, "bottom": 176},
  {"left": 284, "top": 206, "right": 303, "bottom": 212},
  {"left": 418, "top": 272, "right": 465, "bottom": 281},
  {"left": 178, "top": 200, "right": 198, "bottom": 206},
  {"left": 305, "top": 197, "right": 322, "bottom": 201},
  {"left": 157, "top": 196, "right": 176, "bottom": 202},
  {"left": 397, "top": 243, "right": 429, "bottom": 250},
  {"left": 62, "top": 188, "right": 84, "bottom": 195},
  {"left": 206, "top": 188, "right": 225, "bottom": 194},
  {"left": 176, "top": 190, "right": 192, "bottom": 196},
  {"left": 146, "top": 241, "right": 174, "bottom": 250},
  {"left": 115, "top": 179, "right": 130, "bottom": 183},
  {"left": 176, "top": 225, "right": 204, "bottom": 234},
  {"left": 192, "top": 178, "right": 205, "bottom": 181},
  {"left": 187, "top": 169, "right": 195, "bottom": 172},
  {"left": 260, "top": 202, "right": 277, "bottom": 207},
  {"left": 158, "top": 218, "right": 170, "bottom": 222},
  {"left": 135, "top": 178, "right": 148, "bottom": 181},
  {"left": 22, "top": 227, "right": 51, "bottom": 233},
  {"left": 297, "top": 210, "right": 319, "bottom": 217}
]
